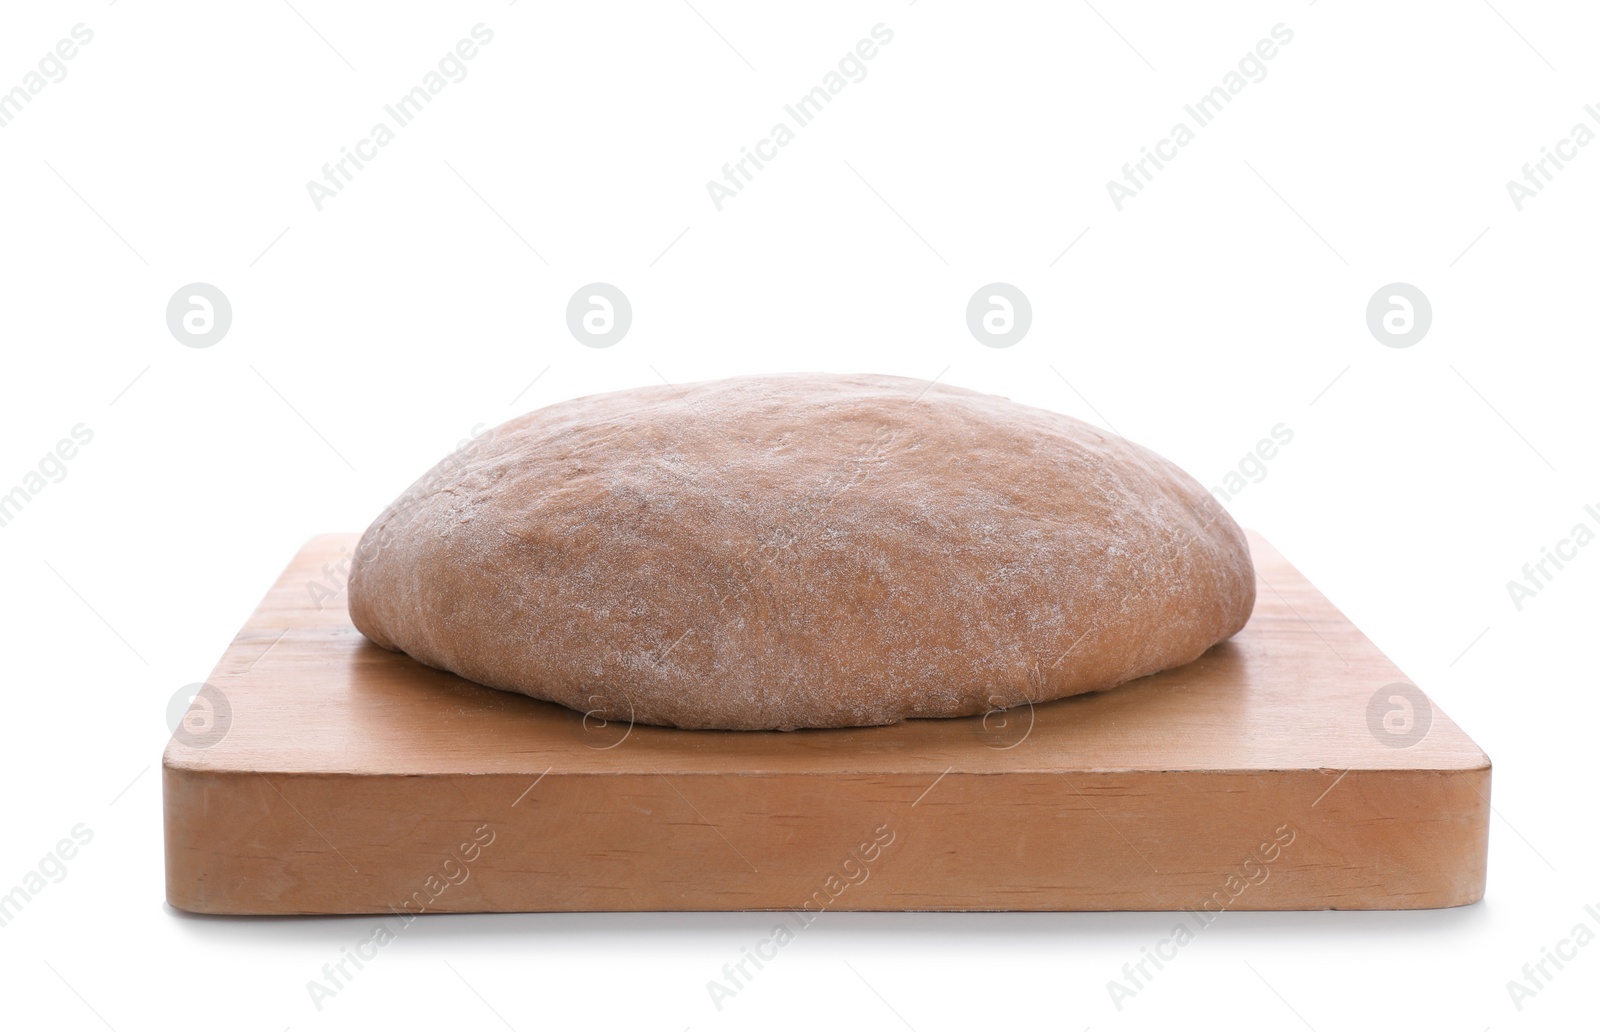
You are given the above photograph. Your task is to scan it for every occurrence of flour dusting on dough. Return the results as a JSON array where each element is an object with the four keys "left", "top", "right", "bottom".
[{"left": 347, "top": 373, "right": 1256, "bottom": 730}]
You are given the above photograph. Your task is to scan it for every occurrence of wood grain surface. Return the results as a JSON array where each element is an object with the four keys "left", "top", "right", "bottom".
[{"left": 163, "top": 532, "right": 1489, "bottom": 914}]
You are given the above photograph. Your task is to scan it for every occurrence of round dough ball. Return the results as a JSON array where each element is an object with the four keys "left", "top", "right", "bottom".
[{"left": 348, "top": 373, "right": 1255, "bottom": 730}]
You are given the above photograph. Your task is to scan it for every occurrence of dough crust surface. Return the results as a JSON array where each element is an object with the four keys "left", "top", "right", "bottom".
[{"left": 348, "top": 373, "right": 1255, "bottom": 730}]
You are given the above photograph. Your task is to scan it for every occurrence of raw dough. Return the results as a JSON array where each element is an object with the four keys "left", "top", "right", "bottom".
[{"left": 348, "top": 373, "right": 1255, "bottom": 730}]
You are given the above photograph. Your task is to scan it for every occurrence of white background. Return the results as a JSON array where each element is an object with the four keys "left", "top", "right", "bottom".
[{"left": 2, "top": 1, "right": 1596, "bottom": 1029}]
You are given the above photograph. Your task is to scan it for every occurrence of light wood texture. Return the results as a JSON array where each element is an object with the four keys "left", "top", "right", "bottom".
[{"left": 164, "top": 532, "right": 1489, "bottom": 914}]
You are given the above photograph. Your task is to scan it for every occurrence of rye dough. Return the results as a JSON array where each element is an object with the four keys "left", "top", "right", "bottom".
[{"left": 347, "top": 373, "right": 1255, "bottom": 730}]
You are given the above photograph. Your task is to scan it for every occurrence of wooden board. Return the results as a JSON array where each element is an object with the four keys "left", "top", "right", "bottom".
[{"left": 163, "top": 532, "right": 1489, "bottom": 914}]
